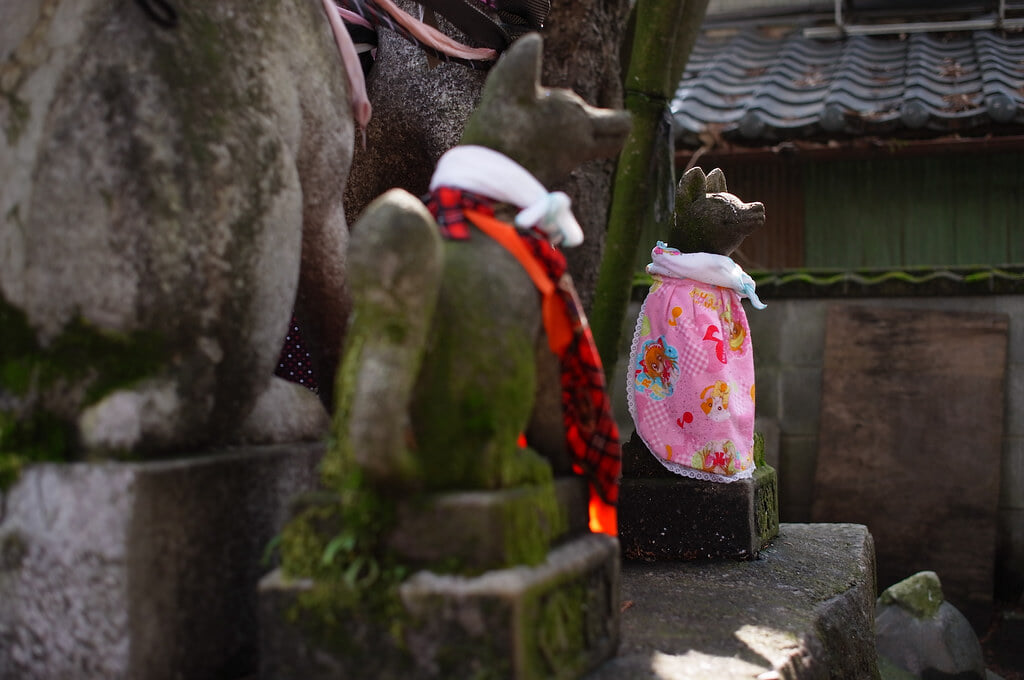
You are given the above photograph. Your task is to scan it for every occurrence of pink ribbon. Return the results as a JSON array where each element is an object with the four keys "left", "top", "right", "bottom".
[{"left": 321, "top": 0, "right": 373, "bottom": 139}]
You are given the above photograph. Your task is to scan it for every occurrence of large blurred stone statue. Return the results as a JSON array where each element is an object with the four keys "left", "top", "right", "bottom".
[{"left": 0, "top": 0, "right": 358, "bottom": 473}]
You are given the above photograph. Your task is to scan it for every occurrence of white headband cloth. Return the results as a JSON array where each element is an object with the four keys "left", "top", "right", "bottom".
[
  {"left": 647, "top": 241, "right": 766, "bottom": 309},
  {"left": 429, "top": 145, "right": 585, "bottom": 247}
]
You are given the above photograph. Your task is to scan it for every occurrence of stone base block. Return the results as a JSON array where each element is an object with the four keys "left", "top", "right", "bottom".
[
  {"left": 587, "top": 523, "right": 880, "bottom": 680},
  {"left": 386, "top": 477, "right": 589, "bottom": 570},
  {"left": 619, "top": 434, "right": 779, "bottom": 560},
  {"left": 0, "top": 442, "right": 324, "bottom": 680},
  {"left": 259, "top": 533, "right": 620, "bottom": 680}
]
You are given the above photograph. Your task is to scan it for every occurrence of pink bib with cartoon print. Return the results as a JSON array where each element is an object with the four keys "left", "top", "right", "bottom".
[{"left": 626, "top": 243, "right": 763, "bottom": 483}]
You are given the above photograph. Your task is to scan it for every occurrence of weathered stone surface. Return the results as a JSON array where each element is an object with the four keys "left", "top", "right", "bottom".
[
  {"left": 1, "top": 0, "right": 349, "bottom": 459},
  {"left": 587, "top": 523, "right": 880, "bottom": 680},
  {"left": 0, "top": 443, "right": 323, "bottom": 680},
  {"left": 386, "top": 477, "right": 589, "bottom": 570},
  {"left": 259, "top": 533, "right": 621, "bottom": 680},
  {"left": 619, "top": 433, "right": 779, "bottom": 560},
  {"left": 343, "top": 15, "right": 486, "bottom": 224},
  {"left": 672, "top": 167, "right": 766, "bottom": 257},
  {"left": 539, "top": 0, "right": 630, "bottom": 310},
  {"left": 339, "top": 189, "right": 444, "bottom": 488},
  {"left": 875, "top": 571, "right": 987, "bottom": 680},
  {"left": 813, "top": 305, "right": 1007, "bottom": 628}
]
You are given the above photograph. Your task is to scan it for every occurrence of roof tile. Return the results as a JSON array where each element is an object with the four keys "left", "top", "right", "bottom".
[{"left": 672, "top": 25, "right": 1024, "bottom": 146}]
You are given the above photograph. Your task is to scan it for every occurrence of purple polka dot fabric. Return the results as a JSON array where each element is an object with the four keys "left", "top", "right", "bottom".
[{"left": 275, "top": 316, "right": 319, "bottom": 393}]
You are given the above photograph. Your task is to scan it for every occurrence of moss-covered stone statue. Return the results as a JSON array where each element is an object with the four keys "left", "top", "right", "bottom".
[
  {"left": 340, "top": 35, "right": 630, "bottom": 517},
  {"left": 265, "top": 33, "right": 630, "bottom": 680},
  {"left": 0, "top": 0, "right": 363, "bottom": 483}
]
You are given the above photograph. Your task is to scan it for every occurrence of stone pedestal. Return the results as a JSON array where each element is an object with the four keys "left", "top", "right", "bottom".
[
  {"left": 618, "top": 433, "right": 779, "bottom": 561},
  {"left": 0, "top": 442, "right": 324, "bottom": 680},
  {"left": 259, "top": 533, "right": 621, "bottom": 680}
]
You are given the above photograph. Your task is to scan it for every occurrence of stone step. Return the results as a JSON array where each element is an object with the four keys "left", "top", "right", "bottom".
[
  {"left": 586, "top": 523, "right": 879, "bottom": 680},
  {"left": 0, "top": 443, "right": 324, "bottom": 680}
]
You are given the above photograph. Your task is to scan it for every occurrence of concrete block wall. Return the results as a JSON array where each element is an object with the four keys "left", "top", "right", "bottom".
[{"left": 745, "top": 295, "right": 1024, "bottom": 602}]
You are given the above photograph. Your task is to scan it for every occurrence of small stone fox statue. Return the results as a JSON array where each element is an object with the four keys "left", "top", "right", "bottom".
[
  {"left": 333, "top": 33, "right": 630, "bottom": 532},
  {"left": 626, "top": 166, "right": 767, "bottom": 482}
]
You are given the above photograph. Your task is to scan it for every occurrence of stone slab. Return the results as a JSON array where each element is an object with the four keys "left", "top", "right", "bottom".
[
  {"left": 619, "top": 434, "right": 779, "bottom": 560},
  {"left": 0, "top": 442, "right": 324, "bottom": 680},
  {"left": 259, "top": 533, "right": 620, "bottom": 680},
  {"left": 812, "top": 305, "right": 1007, "bottom": 628},
  {"left": 586, "top": 523, "right": 879, "bottom": 680}
]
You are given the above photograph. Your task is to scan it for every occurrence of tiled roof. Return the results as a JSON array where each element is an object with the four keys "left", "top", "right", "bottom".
[{"left": 671, "top": 24, "right": 1024, "bottom": 148}]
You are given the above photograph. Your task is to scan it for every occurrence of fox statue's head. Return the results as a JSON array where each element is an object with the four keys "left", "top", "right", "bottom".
[
  {"left": 672, "top": 166, "right": 766, "bottom": 256},
  {"left": 460, "top": 33, "right": 631, "bottom": 188}
]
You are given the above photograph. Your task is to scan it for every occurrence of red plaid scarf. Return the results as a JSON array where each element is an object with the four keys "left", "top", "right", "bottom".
[{"left": 426, "top": 187, "right": 621, "bottom": 509}]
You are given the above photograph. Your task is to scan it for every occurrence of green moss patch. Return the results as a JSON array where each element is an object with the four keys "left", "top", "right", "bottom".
[
  {"left": 878, "top": 570, "right": 944, "bottom": 619},
  {"left": 277, "top": 464, "right": 414, "bottom": 660},
  {"left": 500, "top": 479, "right": 567, "bottom": 567},
  {"left": 0, "top": 298, "right": 166, "bottom": 487}
]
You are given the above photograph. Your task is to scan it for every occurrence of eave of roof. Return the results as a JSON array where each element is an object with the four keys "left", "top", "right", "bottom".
[{"left": 672, "top": 10, "right": 1024, "bottom": 150}]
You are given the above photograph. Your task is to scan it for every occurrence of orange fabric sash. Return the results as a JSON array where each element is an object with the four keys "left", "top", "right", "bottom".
[
  {"left": 465, "top": 208, "right": 618, "bottom": 535},
  {"left": 464, "top": 209, "right": 574, "bottom": 357}
]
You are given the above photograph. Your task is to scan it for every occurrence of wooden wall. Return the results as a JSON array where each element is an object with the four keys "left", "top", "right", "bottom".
[{"left": 686, "top": 150, "right": 1024, "bottom": 271}]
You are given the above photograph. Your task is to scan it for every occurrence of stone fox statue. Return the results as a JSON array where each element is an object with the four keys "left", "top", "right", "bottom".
[
  {"left": 625, "top": 166, "right": 766, "bottom": 483},
  {"left": 336, "top": 33, "right": 630, "bottom": 531},
  {"left": 0, "top": 0, "right": 358, "bottom": 466}
]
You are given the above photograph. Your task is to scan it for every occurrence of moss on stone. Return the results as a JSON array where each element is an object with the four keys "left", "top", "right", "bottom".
[
  {"left": 410, "top": 319, "right": 543, "bottom": 491},
  {"left": 753, "top": 430, "right": 766, "bottom": 467},
  {"left": 0, "top": 302, "right": 165, "bottom": 396},
  {"left": 520, "top": 578, "right": 590, "bottom": 679},
  {"left": 285, "top": 575, "right": 416, "bottom": 675},
  {"left": 0, "top": 298, "right": 167, "bottom": 488},
  {"left": 878, "top": 570, "right": 944, "bottom": 619},
  {"left": 2, "top": 92, "right": 29, "bottom": 145},
  {"left": 0, "top": 529, "right": 28, "bottom": 571},
  {"left": 500, "top": 478, "right": 567, "bottom": 567},
  {"left": 151, "top": 10, "right": 240, "bottom": 162},
  {"left": 277, "top": 445, "right": 567, "bottom": 669},
  {"left": 0, "top": 411, "right": 73, "bottom": 489},
  {"left": 277, "top": 462, "right": 416, "bottom": 662}
]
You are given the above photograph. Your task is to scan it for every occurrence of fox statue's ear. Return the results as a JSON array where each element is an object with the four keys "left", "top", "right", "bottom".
[
  {"left": 706, "top": 167, "right": 727, "bottom": 193},
  {"left": 482, "top": 32, "right": 543, "bottom": 101},
  {"left": 461, "top": 33, "right": 543, "bottom": 148},
  {"left": 677, "top": 166, "right": 708, "bottom": 209}
]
